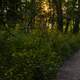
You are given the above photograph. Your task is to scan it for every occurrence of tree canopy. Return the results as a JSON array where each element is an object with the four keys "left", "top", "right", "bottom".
[{"left": 0, "top": 0, "right": 80, "bottom": 33}]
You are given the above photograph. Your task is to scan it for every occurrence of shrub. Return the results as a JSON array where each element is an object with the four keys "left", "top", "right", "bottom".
[{"left": 0, "top": 30, "right": 80, "bottom": 80}]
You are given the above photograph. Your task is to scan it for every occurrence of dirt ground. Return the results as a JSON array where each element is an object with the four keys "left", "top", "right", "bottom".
[{"left": 56, "top": 50, "right": 80, "bottom": 80}]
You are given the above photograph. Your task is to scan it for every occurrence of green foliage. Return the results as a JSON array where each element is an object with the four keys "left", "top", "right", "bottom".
[{"left": 0, "top": 30, "right": 80, "bottom": 80}]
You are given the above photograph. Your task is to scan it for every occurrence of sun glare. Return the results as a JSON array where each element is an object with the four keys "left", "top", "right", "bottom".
[
  {"left": 41, "top": 1, "right": 49, "bottom": 13},
  {"left": 43, "top": 4, "right": 49, "bottom": 12}
]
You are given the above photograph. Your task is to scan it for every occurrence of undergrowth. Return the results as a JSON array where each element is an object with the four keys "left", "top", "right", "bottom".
[{"left": 0, "top": 30, "right": 80, "bottom": 80}]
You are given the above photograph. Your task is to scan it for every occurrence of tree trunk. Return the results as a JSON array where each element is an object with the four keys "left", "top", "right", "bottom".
[
  {"left": 73, "top": 15, "right": 79, "bottom": 33},
  {"left": 56, "top": 0, "right": 63, "bottom": 32},
  {"left": 65, "top": 15, "right": 71, "bottom": 32},
  {"left": 73, "top": 0, "right": 80, "bottom": 33}
]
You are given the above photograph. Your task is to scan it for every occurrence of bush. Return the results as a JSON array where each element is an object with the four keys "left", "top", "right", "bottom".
[{"left": 0, "top": 30, "right": 80, "bottom": 80}]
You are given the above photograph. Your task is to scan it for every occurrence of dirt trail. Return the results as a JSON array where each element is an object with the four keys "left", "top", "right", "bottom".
[{"left": 56, "top": 50, "right": 80, "bottom": 80}]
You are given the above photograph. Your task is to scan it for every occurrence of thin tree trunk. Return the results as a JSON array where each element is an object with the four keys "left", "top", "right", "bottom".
[
  {"left": 73, "top": 15, "right": 79, "bottom": 33},
  {"left": 73, "top": 0, "right": 80, "bottom": 33},
  {"left": 65, "top": 15, "right": 71, "bottom": 32},
  {"left": 56, "top": 0, "right": 63, "bottom": 32}
]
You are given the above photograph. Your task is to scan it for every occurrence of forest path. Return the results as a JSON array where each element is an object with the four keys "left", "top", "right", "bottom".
[{"left": 56, "top": 50, "right": 80, "bottom": 80}]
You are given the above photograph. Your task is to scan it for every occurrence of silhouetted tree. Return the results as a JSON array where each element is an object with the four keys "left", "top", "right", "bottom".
[
  {"left": 73, "top": 0, "right": 80, "bottom": 33},
  {"left": 53, "top": 0, "right": 63, "bottom": 32},
  {"left": 65, "top": 15, "right": 71, "bottom": 32}
]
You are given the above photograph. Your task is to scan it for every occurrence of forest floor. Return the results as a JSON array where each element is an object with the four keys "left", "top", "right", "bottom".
[{"left": 56, "top": 50, "right": 80, "bottom": 80}]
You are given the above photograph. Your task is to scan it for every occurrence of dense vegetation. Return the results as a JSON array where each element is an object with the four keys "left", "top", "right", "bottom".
[
  {"left": 0, "top": 30, "right": 80, "bottom": 79},
  {"left": 0, "top": 0, "right": 80, "bottom": 80},
  {"left": 0, "top": 0, "right": 80, "bottom": 32}
]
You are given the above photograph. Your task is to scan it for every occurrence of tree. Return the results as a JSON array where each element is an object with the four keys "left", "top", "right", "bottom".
[
  {"left": 73, "top": 0, "right": 80, "bottom": 33},
  {"left": 64, "top": 0, "right": 71, "bottom": 32},
  {"left": 52, "top": 0, "right": 63, "bottom": 32},
  {"left": 0, "top": 0, "right": 22, "bottom": 28}
]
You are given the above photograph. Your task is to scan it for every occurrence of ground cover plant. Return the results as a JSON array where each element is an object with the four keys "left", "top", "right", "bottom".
[{"left": 0, "top": 30, "right": 80, "bottom": 80}]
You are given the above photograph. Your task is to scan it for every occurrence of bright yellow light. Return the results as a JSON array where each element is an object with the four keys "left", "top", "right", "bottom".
[
  {"left": 41, "top": 1, "right": 49, "bottom": 13},
  {"left": 43, "top": 4, "right": 49, "bottom": 12},
  {"left": 65, "top": 0, "right": 68, "bottom": 2}
]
